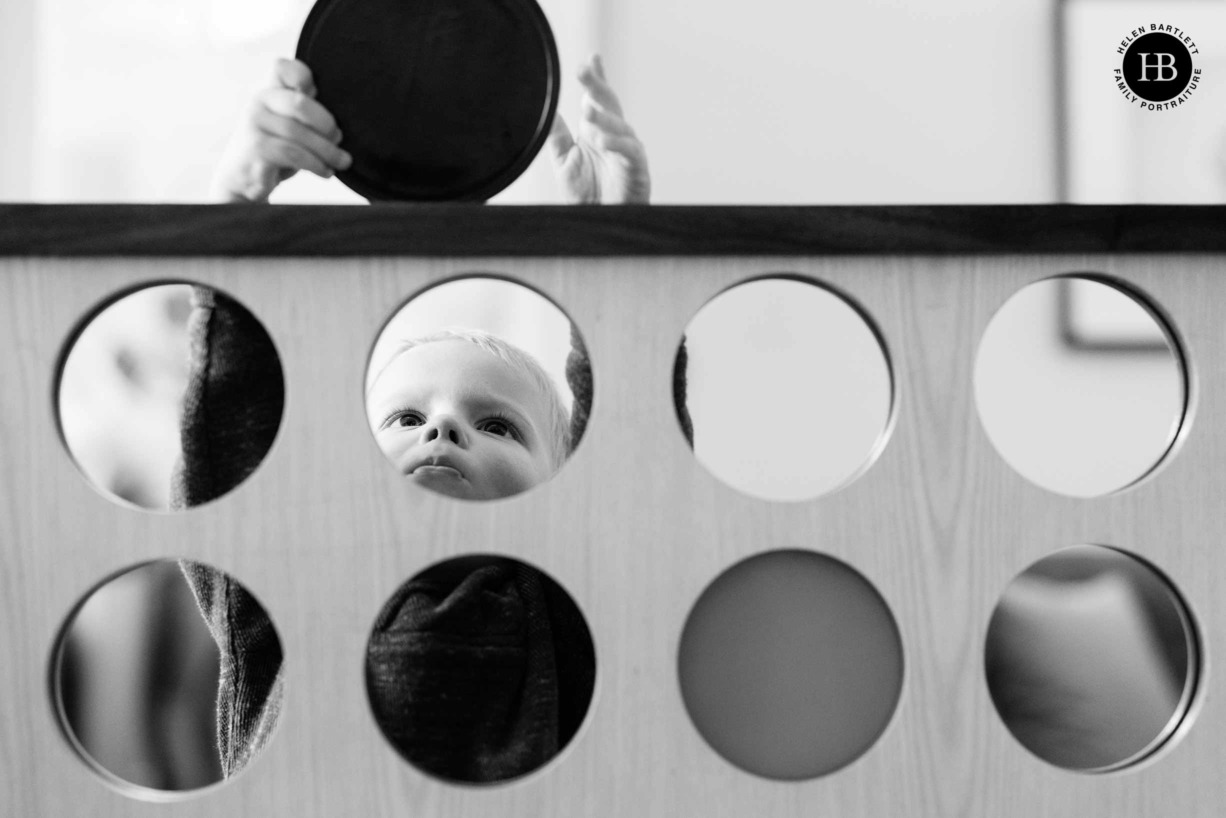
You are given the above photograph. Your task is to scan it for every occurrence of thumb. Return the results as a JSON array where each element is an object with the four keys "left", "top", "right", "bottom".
[
  {"left": 274, "top": 57, "right": 317, "bottom": 97},
  {"left": 547, "top": 114, "right": 576, "bottom": 163}
]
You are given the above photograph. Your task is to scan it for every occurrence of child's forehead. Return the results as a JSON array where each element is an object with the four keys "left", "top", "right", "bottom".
[
  {"left": 372, "top": 339, "right": 544, "bottom": 408},
  {"left": 395, "top": 339, "right": 522, "bottom": 382}
]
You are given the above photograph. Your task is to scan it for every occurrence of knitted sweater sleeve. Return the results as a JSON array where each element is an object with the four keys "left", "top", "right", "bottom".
[{"left": 171, "top": 286, "right": 285, "bottom": 777}]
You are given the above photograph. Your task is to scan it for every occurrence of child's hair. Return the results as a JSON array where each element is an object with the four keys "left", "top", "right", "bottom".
[{"left": 369, "top": 328, "right": 571, "bottom": 469}]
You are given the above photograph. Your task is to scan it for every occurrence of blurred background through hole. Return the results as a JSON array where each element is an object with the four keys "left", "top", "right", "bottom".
[
  {"left": 974, "top": 276, "right": 1186, "bottom": 497},
  {"left": 679, "top": 277, "right": 893, "bottom": 501},
  {"left": 58, "top": 284, "right": 193, "bottom": 510},
  {"left": 985, "top": 544, "right": 1199, "bottom": 772},
  {"left": 56, "top": 561, "right": 221, "bottom": 792}
]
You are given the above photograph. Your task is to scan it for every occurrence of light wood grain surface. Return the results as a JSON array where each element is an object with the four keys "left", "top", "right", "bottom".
[{"left": 1, "top": 248, "right": 1223, "bottom": 816}]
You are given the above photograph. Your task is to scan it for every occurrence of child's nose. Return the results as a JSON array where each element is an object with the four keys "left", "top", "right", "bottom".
[{"left": 423, "top": 415, "right": 467, "bottom": 447}]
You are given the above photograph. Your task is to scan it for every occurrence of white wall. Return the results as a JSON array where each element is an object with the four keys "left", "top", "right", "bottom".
[
  {"left": 599, "top": 0, "right": 1061, "bottom": 203},
  {"left": 0, "top": 0, "right": 36, "bottom": 200},
  {"left": 13, "top": 0, "right": 1221, "bottom": 205},
  {"left": 1063, "top": 0, "right": 1226, "bottom": 203},
  {"left": 5, "top": 0, "right": 1068, "bottom": 204}
]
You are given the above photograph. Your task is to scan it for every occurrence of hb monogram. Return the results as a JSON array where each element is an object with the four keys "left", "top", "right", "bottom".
[{"left": 1137, "top": 53, "right": 1178, "bottom": 81}]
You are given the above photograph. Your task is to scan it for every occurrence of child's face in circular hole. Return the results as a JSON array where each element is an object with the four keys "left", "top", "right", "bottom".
[{"left": 368, "top": 340, "right": 558, "bottom": 500}]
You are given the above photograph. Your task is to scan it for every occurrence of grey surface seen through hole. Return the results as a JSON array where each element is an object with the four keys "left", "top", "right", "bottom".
[{"left": 678, "top": 549, "right": 904, "bottom": 780}]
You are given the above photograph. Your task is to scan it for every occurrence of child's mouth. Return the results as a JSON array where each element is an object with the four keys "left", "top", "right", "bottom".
[{"left": 412, "top": 464, "right": 465, "bottom": 480}]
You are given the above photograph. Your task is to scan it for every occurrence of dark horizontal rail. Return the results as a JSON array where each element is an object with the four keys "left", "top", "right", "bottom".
[{"left": 1, "top": 204, "right": 1224, "bottom": 257}]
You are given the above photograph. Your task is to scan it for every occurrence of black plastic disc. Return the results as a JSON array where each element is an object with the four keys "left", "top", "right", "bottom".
[{"left": 296, "top": 0, "right": 559, "bottom": 202}]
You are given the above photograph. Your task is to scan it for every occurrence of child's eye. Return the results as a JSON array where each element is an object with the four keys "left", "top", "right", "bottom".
[
  {"left": 384, "top": 410, "right": 425, "bottom": 429},
  {"left": 478, "top": 417, "right": 520, "bottom": 439}
]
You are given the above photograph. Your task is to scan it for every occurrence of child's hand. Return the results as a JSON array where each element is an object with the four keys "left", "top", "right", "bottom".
[
  {"left": 211, "top": 58, "right": 353, "bottom": 203},
  {"left": 548, "top": 55, "right": 650, "bottom": 204}
]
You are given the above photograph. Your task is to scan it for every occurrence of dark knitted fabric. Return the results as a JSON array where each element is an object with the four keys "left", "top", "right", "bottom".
[
  {"left": 565, "top": 323, "right": 593, "bottom": 451},
  {"left": 171, "top": 286, "right": 284, "bottom": 507},
  {"left": 178, "top": 559, "right": 284, "bottom": 779},
  {"left": 173, "top": 291, "right": 673, "bottom": 780},
  {"left": 172, "top": 287, "right": 285, "bottom": 778},
  {"left": 366, "top": 557, "right": 594, "bottom": 782},
  {"left": 672, "top": 337, "right": 695, "bottom": 448}
]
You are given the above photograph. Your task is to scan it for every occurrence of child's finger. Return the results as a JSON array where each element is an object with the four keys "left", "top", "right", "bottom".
[
  {"left": 577, "top": 58, "right": 623, "bottom": 117},
  {"left": 255, "top": 134, "right": 336, "bottom": 180},
  {"left": 582, "top": 98, "right": 634, "bottom": 137},
  {"left": 261, "top": 86, "right": 342, "bottom": 143},
  {"left": 592, "top": 133, "right": 647, "bottom": 165},
  {"left": 253, "top": 107, "right": 352, "bottom": 171},
  {"left": 274, "top": 57, "right": 317, "bottom": 97}
]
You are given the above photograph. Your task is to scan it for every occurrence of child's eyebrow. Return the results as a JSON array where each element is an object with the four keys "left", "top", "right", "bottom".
[{"left": 467, "top": 392, "right": 540, "bottom": 433}]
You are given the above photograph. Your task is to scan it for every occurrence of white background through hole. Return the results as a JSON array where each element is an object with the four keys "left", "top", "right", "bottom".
[
  {"left": 683, "top": 278, "right": 892, "bottom": 501},
  {"left": 58, "top": 284, "right": 193, "bottom": 510},
  {"left": 974, "top": 278, "right": 1185, "bottom": 497}
]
